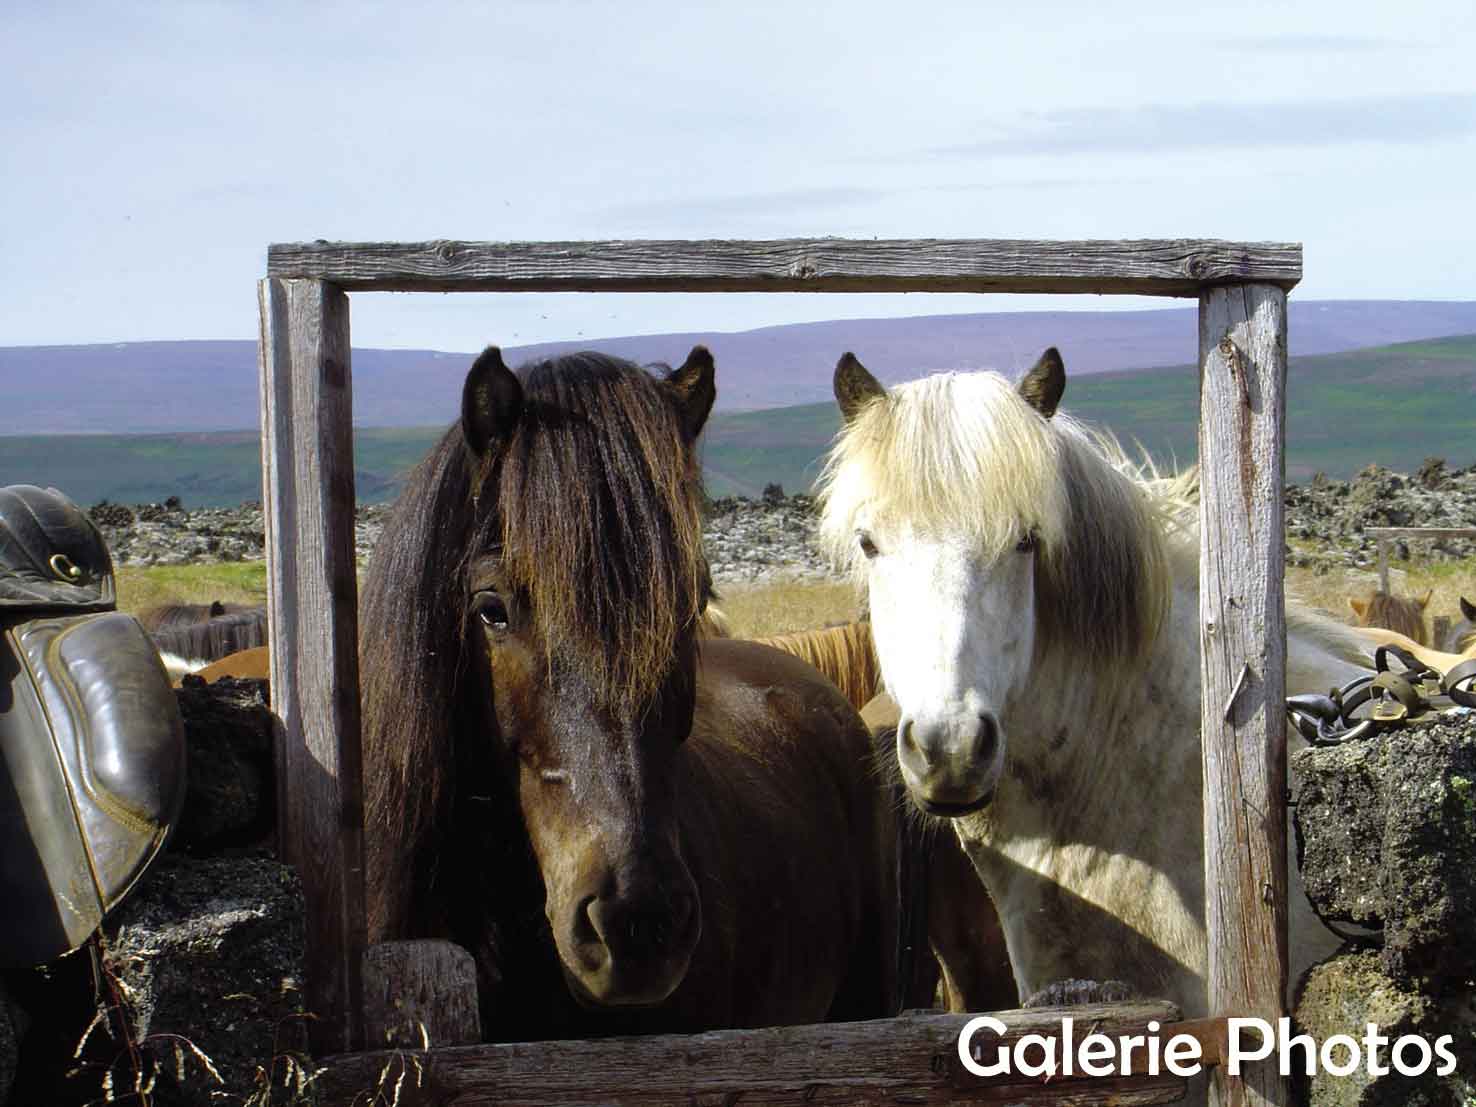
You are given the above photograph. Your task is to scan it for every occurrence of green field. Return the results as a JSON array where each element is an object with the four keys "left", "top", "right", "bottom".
[{"left": 4, "top": 336, "right": 1473, "bottom": 507}]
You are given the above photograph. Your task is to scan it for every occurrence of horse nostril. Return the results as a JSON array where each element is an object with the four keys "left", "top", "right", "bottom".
[
  {"left": 975, "top": 713, "right": 1000, "bottom": 763},
  {"left": 576, "top": 895, "right": 601, "bottom": 941},
  {"left": 584, "top": 890, "right": 696, "bottom": 961},
  {"left": 896, "top": 717, "right": 933, "bottom": 777}
]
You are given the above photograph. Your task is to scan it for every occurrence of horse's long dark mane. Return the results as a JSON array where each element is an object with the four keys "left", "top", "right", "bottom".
[
  {"left": 361, "top": 351, "right": 708, "bottom": 942},
  {"left": 361, "top": 420, "right": 484, "bottom": 939}
]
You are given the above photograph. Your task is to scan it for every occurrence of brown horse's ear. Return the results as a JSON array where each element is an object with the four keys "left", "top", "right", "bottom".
[
  {"left": 1349, "top": 597, "right": 1368, "bottom": 618},
  {"left": 1417, "top": 588, "right": 1433, "bottom": 610},
  {"left": 665, "top": 345, "right": 716, "bottom": 441},
  {"left": 1019, "top": 347, "right": 1066, "bottom": 418},
  {"left": 834, "top": 352, "right": 885, "bottom": 423},
  {"left": 1462, "top": 596, "right": 1476, "bottom": 622},
  {"left": 462, "top": 346, "right": 524, "bottom": 457}
]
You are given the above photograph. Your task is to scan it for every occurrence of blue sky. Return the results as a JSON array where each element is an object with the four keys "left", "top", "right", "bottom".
[{"left": 4, "top": 1, "right": 1473, "bottom": 351}]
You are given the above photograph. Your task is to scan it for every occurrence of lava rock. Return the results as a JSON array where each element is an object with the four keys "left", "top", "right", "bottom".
[
  {"left": 173, "top": 677, "right": 275, "bottom": 854},
  {"left": 102, "top": 855, "right": 309, "bottom": 1105},
  {"left": 1294, "top": 949, "right": 1475, "bottom": 1106},
  {"left": 1292, "top": 713, "right": 1476, "bottom": 989},
  {"left": 0, "top": 978, "right": 18, "bottom": 1107}
]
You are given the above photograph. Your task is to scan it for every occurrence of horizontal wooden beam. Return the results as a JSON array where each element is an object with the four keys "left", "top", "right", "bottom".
[
  {"left": 1364, "top": 527, "right": 1476, "bottom": 541},
  {"left": 267, "top": 238, "right": 1301, "bottom": 297},
  {"left": 313, "top": 1002, "right": 1193, "bottom": 1106}
]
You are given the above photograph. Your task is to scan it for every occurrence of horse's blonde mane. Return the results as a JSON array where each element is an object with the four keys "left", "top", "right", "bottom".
[
  {"left": 753, "top": 622, "right": 881, "bottom": 711},
  {"left": 818, "top": 370, "right": 1174, "bottom": 669}
]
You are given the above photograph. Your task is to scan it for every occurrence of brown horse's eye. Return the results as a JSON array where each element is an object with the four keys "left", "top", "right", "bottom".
[
  {"left": 856, "top": 531, "right": 879, "bottom": 559},
  {"left": 474, "top": 591, "right": 510, "bottom": 631}
]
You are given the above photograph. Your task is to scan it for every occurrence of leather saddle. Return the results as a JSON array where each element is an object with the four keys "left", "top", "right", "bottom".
[{"left": 0, "top": 484, "right": 186, "bottom": 966}]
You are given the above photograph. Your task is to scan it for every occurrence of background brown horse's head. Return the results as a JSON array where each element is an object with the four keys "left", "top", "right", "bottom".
[
  {"left": 450, "top": 344, "right": 715, "bottom": 1007},
  {"left": 1349, "top": 587, "right": 1431, "bottom": 646}
]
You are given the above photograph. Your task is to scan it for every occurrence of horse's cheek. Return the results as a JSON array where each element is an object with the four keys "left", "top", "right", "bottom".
[{"left": 486, "top": 641, "right": 543, "bottom": 743}]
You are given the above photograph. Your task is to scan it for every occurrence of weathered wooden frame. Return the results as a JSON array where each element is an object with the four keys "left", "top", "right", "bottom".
[
  {"left": 259, "top": 238, "right": 1300, "bottom": 1106},
  {"left": 1365, "top": 526, "right": 1476, "bottom": 594}
]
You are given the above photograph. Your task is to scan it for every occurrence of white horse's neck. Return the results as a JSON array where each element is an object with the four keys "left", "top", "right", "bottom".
[{"left": 955, "top": 561, "right": 1359, "bottom": 1017}]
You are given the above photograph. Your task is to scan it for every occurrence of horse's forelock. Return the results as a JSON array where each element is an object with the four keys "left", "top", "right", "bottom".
[
  {"left": 491, "top": 354, "right": 707, "bottom": 713},
  {"left": 817, "top": 370, "right": 1171, "bottom": 670},
  {"left": 818, "top": 372, "right": 1067, "bottom": 574}
]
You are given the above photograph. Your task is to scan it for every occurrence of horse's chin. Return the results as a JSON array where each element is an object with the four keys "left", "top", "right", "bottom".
[
  {"left": 560, "top": 967, "right": 669, "bottom": 1011},
  {"left": 557, "top": 968, "right": 684, "bottom": 1009},
  {"left": 913, "top": 787, "right": 995, "bottom": 819},
  {"left": 557, "top": 952, "right": 691, "bottom": 1010}
]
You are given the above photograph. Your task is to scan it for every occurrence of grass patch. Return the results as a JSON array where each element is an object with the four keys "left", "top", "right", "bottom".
[{"left": 116, "top": 561, "right": 268, "bottom": 616}]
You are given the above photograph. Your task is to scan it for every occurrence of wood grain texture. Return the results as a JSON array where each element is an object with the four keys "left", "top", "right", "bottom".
[
  {"left": 364, "top": 940, "right": 481, "bottom": 1050},
  {"left": 267, "top": 238, "right": 1302, "bottom": 297},
  {"left": 313, "top": 1003, "right": 1190, "bottom": 1106},
  {"left": 1197, "top": 283, "right": 1290, "bottom": 1107},
  {"left": 258, "top": 277, "right": 366, "bottom": 1054}
]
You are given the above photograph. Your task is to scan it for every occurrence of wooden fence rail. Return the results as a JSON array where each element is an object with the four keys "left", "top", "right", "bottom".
[
  {"left": 315, "top": 1003, "right": 1195, "bottom": 1106},
  {"left": 268, "top": 237, "right": 1301, "bottom": 296},
  {"left": 257, "top": 237, "right": 1303, "bottom": 1105},
  {"left": 1364, "top": 526, "right": 1476, "bottom": 593}
]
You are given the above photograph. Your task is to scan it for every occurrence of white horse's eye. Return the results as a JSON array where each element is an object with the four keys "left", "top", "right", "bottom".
[
  {"left": 856, "top": 531, "right": 879, "bottom": 559},
  {"left": 1015, "top": 530, "right": 1038, "bottom": 554}
]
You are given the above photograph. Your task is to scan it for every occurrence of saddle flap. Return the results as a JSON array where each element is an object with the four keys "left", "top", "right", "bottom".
[
  {"left": 0, "top": 485, "right": 115, "bottom": 611},
  {"left": 1, "top": 612, "right": 186, "bottom": 966}
]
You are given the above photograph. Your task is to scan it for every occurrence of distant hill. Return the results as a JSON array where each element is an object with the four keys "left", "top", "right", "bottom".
[
  {"left": 3, "top": 299, "right": 1476, "bottom": 434},
  {"left": 4, "top": 335, "right": 1472, "bottom": 507}
]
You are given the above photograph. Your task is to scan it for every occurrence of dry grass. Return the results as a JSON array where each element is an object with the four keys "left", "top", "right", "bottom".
[{"left": 713, "top": 577, "right": 860, "bottom": 638}]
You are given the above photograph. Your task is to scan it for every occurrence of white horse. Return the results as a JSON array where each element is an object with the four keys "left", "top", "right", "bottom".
[{"left": 817, "top": 348, "right": 1373, "bottom": 1022}]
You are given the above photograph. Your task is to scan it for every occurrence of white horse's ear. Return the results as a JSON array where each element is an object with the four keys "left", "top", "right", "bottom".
[
  {"left": 665, "top": 345, "right": 716, "bottom": 441},
  {"left": 1417, "top": 588, "right": 1433, "bottom": 610},
  {"left": 835, "top": 352, "right": 885, "bottom": 423},
  {"left": 1019, "top": 347, "right": 1066, "bottom": 418},
  {"left": 462, "top": 346, "right": 524, "bottom": 457}
]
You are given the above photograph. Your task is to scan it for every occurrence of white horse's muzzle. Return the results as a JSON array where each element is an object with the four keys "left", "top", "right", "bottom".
[{"left": 895, "top": 710, "right": 1002, "bottom": 815}]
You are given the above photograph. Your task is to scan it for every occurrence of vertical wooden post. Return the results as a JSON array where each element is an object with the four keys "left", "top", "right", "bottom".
[
  {"left": 1198, "top": 283, "right": 1290, "bottom": 1107},
  {"left": 258, "top": 277, "right": 366, "bottom": 1054},
  {"left": 1377, "top": 538, "right": 1390, "bottom": 594}
]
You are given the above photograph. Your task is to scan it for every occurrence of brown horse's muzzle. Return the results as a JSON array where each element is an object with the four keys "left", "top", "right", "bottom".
[{"left": 557, "top": 863, "right": 702, "bottom": 1007}]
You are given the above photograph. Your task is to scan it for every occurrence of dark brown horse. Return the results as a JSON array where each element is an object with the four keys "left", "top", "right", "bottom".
[
  {"left": 359, "top": 346, "right": 900, "bottom": 1040},
  {"left": 139, "top": 601, "right": 269, "bottom": 680}
]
